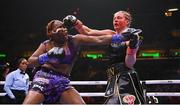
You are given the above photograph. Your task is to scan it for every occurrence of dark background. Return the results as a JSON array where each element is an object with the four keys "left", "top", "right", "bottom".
[
  {"left": 0, "top": 0, "right": 180, "bottom": 79},
  {"left": 0, "top": 0, "right": 180, "bottom": 58},
  {"left": 0, "top": 0, "right": 180, "bottom": 104}
]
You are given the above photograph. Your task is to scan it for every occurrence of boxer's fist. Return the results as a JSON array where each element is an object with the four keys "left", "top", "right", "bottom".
[
  {"left": 127, "top": 28, "right": 142, "bottom": 35},
  {"left": 129, "top": 35, "right": 143, "bottom": 49},
  {"left": 122, "top": 28, "right": 142, "bottom": 41},
  {"left": 38, "top": 47, "right": 65, "bottom": 65},
  {"left": 63, "top": 15, "right": 77, "bottom": 28}
]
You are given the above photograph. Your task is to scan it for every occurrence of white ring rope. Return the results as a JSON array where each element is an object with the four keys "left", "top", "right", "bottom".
[
  {"left": 70, "top": 81, "right": 107, "bottom": 85},
  {"left": 80, "top": 92, "right": 180, "bottom": 97},
  {"left": 147, "top": 92, "right": 180, "bottom": 96},
  {"left": 144, "top": 80, "right": 180, "bottom": 84},
  {"left": 1, "top": 92, "right": 180, "bottom": 97},
  {"left": 1, "top": 80, "right": 180, "bottom": 85},
  {"left": 80, "top": 93, "right": 105, "bottom": 97},
  {"left": 1, "top": 80, "right": 180, "bottom": 97}
]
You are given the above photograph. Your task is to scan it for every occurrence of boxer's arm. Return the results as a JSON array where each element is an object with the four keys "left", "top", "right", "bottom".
[
  {"left": 63, "top": 15, "right": 115, "bottom": 35},
  {"left": 28, "top": 43, "right": 46, "bottom": 66},
  {"left": 73, "top": 34, "right": 112, "bottom": 45},
  {"left": 125, "top": 31, "right": 142, "bottom": 69},
  {"left": 75, "top": 20, "right": 115, "bottom": 36},
  {"left": 125, "top": 46, "right": 139, "bottom": 69}
]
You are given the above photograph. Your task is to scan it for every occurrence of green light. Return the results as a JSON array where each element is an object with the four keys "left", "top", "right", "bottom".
[
  {"left": 0, "top": 54, "right": 6, "bottom": 58},
  {"left": 175, "top": 52, "right": 180, "bottom": 56},
  {"left": 141, "top": 52, "right": 160, "bottom": 58},
  {"left": 86, "top": 54, "right": 103, "bottom": 59}
]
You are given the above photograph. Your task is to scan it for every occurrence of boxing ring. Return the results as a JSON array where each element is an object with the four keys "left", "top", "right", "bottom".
[{"left": 1, "top": 80, "right": 180, "bottom": 103}]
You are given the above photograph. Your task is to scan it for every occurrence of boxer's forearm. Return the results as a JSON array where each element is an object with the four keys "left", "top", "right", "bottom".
[
  {"left": 125, "top": 47, "right": 138, "bottom": 69},
  {"left": 74, "top": 19, "right": 115, "bottom": 36}
]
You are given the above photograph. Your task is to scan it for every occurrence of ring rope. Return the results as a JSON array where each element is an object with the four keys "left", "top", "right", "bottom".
[
  {"left": 1, "top": 80, "right": 180, "bottom": 85},
  {"left": 1, "top": 92, "right": 180, "bottom": 97},
  {"left": 1, "top": 80, "right": 180, "bottom": 97}
]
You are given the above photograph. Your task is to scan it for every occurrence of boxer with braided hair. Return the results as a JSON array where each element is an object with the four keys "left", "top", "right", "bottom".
[{"left": 63, "top": 10, "right": 145, "bottom": 104}]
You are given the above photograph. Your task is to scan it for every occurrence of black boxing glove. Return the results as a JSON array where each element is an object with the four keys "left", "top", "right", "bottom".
[
  {"left": 127, "top": 28, "right": 142, "bottom": 35},
  {"left": 122, "top": 28, "right": 142, "bottom": 40},
  {"left": 121, "top": 28, "right": 143, "bottom": 49},
  {"left": 63, "top": 15, "right": 77, "bottom": 29},
  {"left": 38, "top": 47, "right": 65, "bottom": 64},
  {"left": 129, "top": 35, "right": 143, "bottom": 49}
]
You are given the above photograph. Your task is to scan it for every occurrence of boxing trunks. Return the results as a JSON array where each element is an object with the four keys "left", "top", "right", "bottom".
[
  {"left": 30, "top": 68, "right": 72, "bottom": 103},
  {"left": 104, "top": 63, "right": 146, "bottom": 104}
]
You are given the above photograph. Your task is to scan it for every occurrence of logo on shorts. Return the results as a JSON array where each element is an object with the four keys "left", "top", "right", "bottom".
[
  {"left": 32, "top": 84, "right": 44, "bottom": 91},
  {"left": 123, "top": 95, "right": 136, "bottom": 105},
  {"left": 111, "top": 42, "right": 122, "bottom": 48},
  {"left": 34, "top": 78, "right": 49, "bottom": 84}
]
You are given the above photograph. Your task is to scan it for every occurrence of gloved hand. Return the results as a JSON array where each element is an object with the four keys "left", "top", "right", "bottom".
[
  {"left": 127, "top": 28, "right": 142, "bottom": 35},
  {"left": 63, "top": 15, "right": 77, "bottom": 29},
  {"left": 38, "top": 47, "right": 65, "bottom": 65},
  {"left": 121, "top": 28, "right": 143, "bottom": 49},
  {"left": 129, "top": 35, "right": 143, "bottom": 49},
  {"left": 122, "top": 28, "right": 142, "bottom": 40}
]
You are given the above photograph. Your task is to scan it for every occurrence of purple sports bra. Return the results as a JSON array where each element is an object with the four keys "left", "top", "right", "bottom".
[{"left": 42, "top": 36, "right": 78, "bottom": 64}]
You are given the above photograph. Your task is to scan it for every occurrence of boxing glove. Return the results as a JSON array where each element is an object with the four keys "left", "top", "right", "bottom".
[
  {"left": 127, "top": 28, "right": 142, "bottom": 35},
  {"left": 63, "top": 15, "right": 77, "bottom": 29},
  {"left": 129, "top": 35, "right": 143, "bottom": 49},
  {"left": 111, "top": 28, "right": 142, "bottom": 48},
  {"left": 122, "top": 28, "right": 142, "bottom": 40},
  {"left": 111, "top": 31, "right": 135, "bottom": 45},
  {"left": 38, "top": 47, "right": 65, "bottom": 65}
]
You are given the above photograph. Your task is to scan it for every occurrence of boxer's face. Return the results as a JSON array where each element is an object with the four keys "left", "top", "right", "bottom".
[
  {"left": 51, "top": 20, "right": 68, "bottom": 44},
  {"left": 113, "top": 12, "right": 129, "bottom": 32}
]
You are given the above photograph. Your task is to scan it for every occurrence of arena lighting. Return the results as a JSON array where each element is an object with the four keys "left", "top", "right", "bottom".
[
  {"left": 141, "top": 52, "right": 160, "bottom": 58},
  {"left": 170, "top": 49, "right": 180, "bottom": 57},
  {"left": 165, "top": 11, "right": 172, "bottom": 17},
  {"left": 165, "top": 8, "right": 178, "bottom": 17},
  {"left": 0, "top": 53, "right": 6, "bottom": 58},
  {"left": 168, "top": 8, "right": 179, "bottom": 12},
  {"left": 175, "top": 52, "right": 180, "bottom": 56},
  {"left": 86, "top": 54, "right": 103, "bottom": 59}
]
